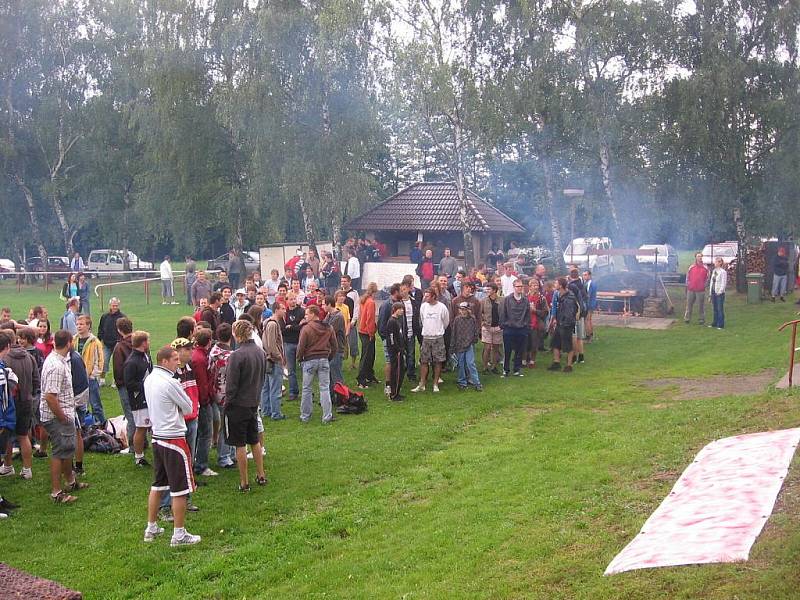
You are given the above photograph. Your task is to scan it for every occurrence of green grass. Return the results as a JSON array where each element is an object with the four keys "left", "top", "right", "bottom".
[{"left": 2, "top": 279, "right": 800, "bottom": 599}]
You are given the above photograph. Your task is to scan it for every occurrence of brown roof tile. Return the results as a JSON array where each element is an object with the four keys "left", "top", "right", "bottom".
[{"left": 344, "top": 182, "right": 525, "bottom": 233}]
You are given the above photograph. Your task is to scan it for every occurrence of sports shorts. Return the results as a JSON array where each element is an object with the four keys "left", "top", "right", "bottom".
[{"left": 151, "top": 437, "right": 196, "bottom": 497}]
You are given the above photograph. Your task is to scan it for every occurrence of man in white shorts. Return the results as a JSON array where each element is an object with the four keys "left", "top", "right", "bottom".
[{"left": 123, "top": 331, "right": 153, "bottom": 466}]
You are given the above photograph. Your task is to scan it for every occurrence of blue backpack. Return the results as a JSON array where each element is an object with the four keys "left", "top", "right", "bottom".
[{"left": 0, "top": 361, "right": 18, "bottom": 432}]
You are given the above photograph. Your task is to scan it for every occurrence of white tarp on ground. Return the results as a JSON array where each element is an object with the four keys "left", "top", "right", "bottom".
[{"left": 605, "top": 428, "right": 800, "bottom": 575}]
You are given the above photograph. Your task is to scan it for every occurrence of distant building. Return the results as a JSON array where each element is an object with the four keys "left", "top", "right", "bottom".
[{"left": 344, "top": 182, "right": 525, "bottom": 264}]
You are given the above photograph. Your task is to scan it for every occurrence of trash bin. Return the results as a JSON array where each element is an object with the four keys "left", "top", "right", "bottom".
[{"left": 747, "top": 273, "right": 763, "bottom": 304}]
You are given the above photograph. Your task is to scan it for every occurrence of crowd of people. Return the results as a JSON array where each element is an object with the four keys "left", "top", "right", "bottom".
[{"left": 0, "top": 244, "right": 599, "bottom": 546}]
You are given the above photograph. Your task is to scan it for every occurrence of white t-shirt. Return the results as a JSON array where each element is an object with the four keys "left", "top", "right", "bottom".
[
  {"left": 346, "top": 256, "right": 360, "bottom": 280},
  {"left": 403, "top": 298, "right": 414, "bottom": 337},
  {"left": 500, "top": 274, "right": 517, "bottom": 297},
  {"left": 264, "top": 278, "right": 280, "bottom": 304},
  {"left": 420, "top": 301, "right": 450, "bottom": 337},
  {"left": 160, "top": 260, "right": 173, "bottom": 281}
]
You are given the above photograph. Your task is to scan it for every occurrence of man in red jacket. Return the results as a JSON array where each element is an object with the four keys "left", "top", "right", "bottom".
[
  {"left": 685, "top": 252, "right": 709, "bottom": 325},
  {"left": 191, "top": 328, "right": 216, "bottom": 477}
]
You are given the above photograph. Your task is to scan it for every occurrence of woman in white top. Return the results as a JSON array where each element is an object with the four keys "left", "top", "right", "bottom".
[{"left": 709, "top": 257, "right": 727, "bottom": 329}]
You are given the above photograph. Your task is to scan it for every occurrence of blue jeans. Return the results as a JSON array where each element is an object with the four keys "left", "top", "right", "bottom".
[
  {"left": 88, "top": 378, "right": 105, "bottom": 425},
  {"left": 117, "top": 387, "right": 135, "bottom": 446},
  {"left": 772, "top": 274, "right": 788, "bottom": 298},
  {"left": 347, "top": 328, "right": 359, "bottom": 359},
  {"left": 160, "top": 419, "right": 197, "bottom": 509},
  {"left": 194, "top": 404, "right": 212, "bottom": 472},
  {"left": 284, "top": 342, "right": 299, "bottom": 398},
  {"left": 301, "top": 358, "right": 332, "bottom": 422},
  {"left": 711, "top": 293, "right": 725, "bottom": 328},
  {"left": 456, "top": 346, "right": 481, "bottom": 387},
  {"left": 216, "top": 402, "right": 235, "bottom": 466},
  {"left": 328, "top": 352, "right": 344, "bottom": 396},
  {"left": 261, "top": 360, "right": 284, "bottom": 419},
  {"left": 102, "top": 344, "right": 113, "bottom": 378}
]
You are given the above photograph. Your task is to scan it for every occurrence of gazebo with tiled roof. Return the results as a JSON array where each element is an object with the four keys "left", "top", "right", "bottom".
[{"left": 344, "top": 182, "right": 525, "bottom": 263}]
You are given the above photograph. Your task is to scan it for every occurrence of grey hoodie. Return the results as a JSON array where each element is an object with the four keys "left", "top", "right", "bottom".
[{"left": 4, "top": 345, "right": 39, "bottom": 409}]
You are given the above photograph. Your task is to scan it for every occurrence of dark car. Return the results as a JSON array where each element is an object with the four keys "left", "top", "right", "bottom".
[
  {"left": 206, "top": 251, "right": 260, "bottom": 275},
  {"left": 25, "top": 255, "right": 72, "bottom": 279}
]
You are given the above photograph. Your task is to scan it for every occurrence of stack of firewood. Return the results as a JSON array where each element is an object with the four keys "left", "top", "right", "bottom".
[{"left": 744, "top": 244, "right": 767, "bottom": 274}]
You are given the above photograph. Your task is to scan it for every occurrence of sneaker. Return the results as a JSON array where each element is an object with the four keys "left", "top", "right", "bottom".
[
  {"left": 501, "top": 372, "right": 508, "bottom": 378},
  {"left": 162, "top": 301, "right": 168, "bottom": 305},
  {"left": 528, "top": 362, "right": 536, "bottom": 369},
  {"left": 513, "top": 371, "right": 523, "bottom": 377},
  {"left": 474, "top": 385, "right": 484, "bottom": 392},
  {"left": 780, "top": 297, "right": 786, "bottom": 302},
  {"left": 158, "top": 507, "right": 174, "bottom": 522},
  {"left": 357, "top": 383, "right": 369, "bottom": 390},
  {"left": 0, "top": 497, "right": 19, "bottom": 510},
  {"left": 238, "top": 483, "right": 251, "bottom": 493},
  {"left": 186, "top": 503, "right": 200, "bottom": 512},
  {"left": 0, "top": 465, "right": 15, "bottom": 477},
  {"left": 20, "top": 468, "right": 32, "bottom": 480},
  {"left": 547, "top": 363, "right": 561, "bottom": 371},
  {"left": 437, "top": 377, "right": 444, "bottom": 384},
  {"left": 432, "top": 384, "right": 440, "bottom": 393},
  {"left": 390, "top": 395, "right": 405, "bottom": 402},
  {"left": 0, "top": 512, "right": 7, "bottom": 519},
  {"left": 384, "top": 385, "right": 391, "bottom": 396},
  {"left": 578, "top": 354, "right": 585, "bottom": 364},
  {"left": 322, "top": 416, "right": 337, "bottom": 424},
  {"left": 135, "top": 457, "right": 150, "bottom": 467},
  {"left": 270, "top": 414, "right": 287, "bottom": 421},
  {"left": 170, "top": 531, "right": 201, "bottom": 546},
  {"left": 246, "top": 451, "right": 254, "bottom": 459},
  {"left": 144, "top": 525, "right": 165, "bottom": 542},
  {"left": 171, "top": 301, "right": 180, "bottom": 305},
  {"left": 411, "top": 385, "right": 425, "bottom": 393},
  {"left": 218, "top": 462, "right": 236, "bottom": 469},
  {"left": 457, "top": 384, "right": 468, "bottom": 391},
  {"left": 200, "top": 468, "right": 218, "bottom": 477},
  {"left": 73, "top": 464, "right": 84, "bottom": 476},
  {"left": 563, "top": 365, "right": 573, "bottom": 373}
]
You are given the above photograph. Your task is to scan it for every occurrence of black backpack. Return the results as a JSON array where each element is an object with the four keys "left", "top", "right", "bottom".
[
  {"left": 333, "top": 382, "right": 368, "bottom": 414},
  {"left": 82, "top": 425, "right": 122, "bottom": 453}
]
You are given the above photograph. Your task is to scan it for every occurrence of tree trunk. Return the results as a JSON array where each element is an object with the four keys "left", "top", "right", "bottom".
[
  {"left": 542, "top": 156, "right": 564, "bottom": 273},
  {"left": 453, "top": 118, "right": 475, "bottom": 268},
  {"left": 234, "top": 189, "right": 244, "bottom": 251},
  {"left": 121, "top": 186, "right": 131, "bottom": 278},
  {"left": 733, "top": 207, "right": 747, "bottom": 293},
  {"left": 13, "top": 174, "right": 48, "bottom": 266},
  {"left": 51, "top": 189, "right": 74, "bottom": 257},
  {"left": 298, "top": 192, "right": 318, "bottom": 256},
  {"left": 599, "top": 140, "right": 621, "bottom": 236}
]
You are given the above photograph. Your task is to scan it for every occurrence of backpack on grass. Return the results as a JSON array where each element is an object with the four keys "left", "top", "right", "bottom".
[
  {"left": 82, "top": 425, "right": 122, "bottom": 453},
  {"left": 332, "top": 381, "right": 368, "bottom": 414}
]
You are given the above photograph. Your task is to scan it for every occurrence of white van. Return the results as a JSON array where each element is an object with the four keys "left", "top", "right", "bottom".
[
  {"left": 87, "top": 249, "right": 154, "bottom": 273},
  {"left": 701, "top": 242, "right": 738, "bottom": 267},
  {"left": 563, "top": 237, "right": 614, "bottom": 272}
]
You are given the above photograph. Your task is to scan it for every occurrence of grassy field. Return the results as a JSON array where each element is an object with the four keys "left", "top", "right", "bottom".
[{"left": 1, "top": 277, "right": 800, "bottom": 599}]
